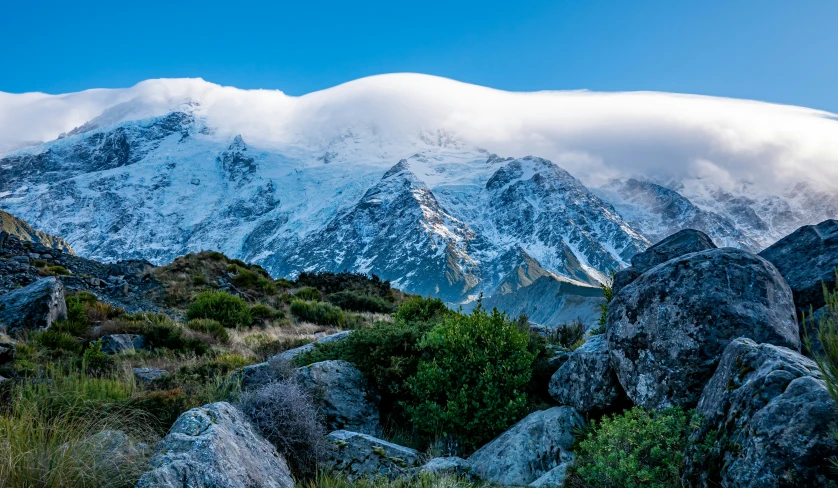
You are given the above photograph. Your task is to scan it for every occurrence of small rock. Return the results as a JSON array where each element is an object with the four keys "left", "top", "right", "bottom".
[
  {"left": 99, "top": 334, "right": 146, "bottom": 354},
  {"left": 326, "top": 430, "right": 420, "bottom": 481},
  {"left": 467, "top": 406, "right": 584, "bottom": 486},
  {"left": 415, "top": 457, "right": 473, "bottom": 478},
  {"left": 0, "top": 277, "right": 67, "bottom": 334},
  {"left": 549, "top": 335, "right": 627, "bottom": 412},
  {"left": 296, "top": 360, "right": 380, "bottom": 435},
  {"left": 135, "top": 402, "right": 294, "bottom": 488},
  {"left": 132, "top": 367, "right": 169, "bottom": 384},
  {"left": 273, "top": 330, "right": 353, "bottom": 363},
  {"left": 683, "top": 338, "right": 838, "bottom": 487},
  {"left": 529, "top": 460, "right": 574, "bottom": 487}
]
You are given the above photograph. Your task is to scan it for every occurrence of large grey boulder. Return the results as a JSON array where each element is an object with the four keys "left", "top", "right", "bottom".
[
  {"left": 612, "top": 229, "right": 717, "bottom": 295},
  {"left": 760, "top": 219, "right": 838, "bottom": 316},
  {"left": 607, "top": 248, "right": 799, "bottom": 410},
  {"left": 273, "top": 330, "right": 353, "bottom": 362},
  {"left": 326, "top": 430, "right": 420, "bottom": 481},
  {"left": 683, "top": 338, "right": 838, "bottom": 487},
  {"left": 134, "top": 402, "right": 294, "bottom": 488},
  {"left": 100, "top": 334, "right": 146, "bottom": 354},
  {"left": 467, "top": 406, "right": 584, "bottom": 486},
  {"left": 296, "top": 360, "right": 380, "bottom": 435},
  {"left": 0, "top": 277, "right": 67, "bottom": 334},
  {"left": 549, "top": 334, "right": 626, "bottom": 412}
]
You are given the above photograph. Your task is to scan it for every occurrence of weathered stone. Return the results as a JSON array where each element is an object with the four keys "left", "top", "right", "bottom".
[
  {"left": 99, "top": 334, "right": 146, "bottom": 354},
  {"left": 607, "top": 248, "right": 800, "bottom": 409},
  {"left": 132, "top": 367, "right": 169, "bottom": 384},
  {"left": 0, "top": 277, "right": 67, "bottom": 334},
  {"left": 296, "top": 360, "right": 380, "bottom": 435},
  {"left": 467, "top": 406, "right": 584, "bottom": 486},
  {"left": 0, "top": 341, "right": 15, "bottom": 364},
  {"left": 326, "top": 430, "right": 420, "bottom": 480},
  {"left": 529, "top": 459, "right": 574, "bottom": 487},
  {"left": 135, "top": 402, "right": 294, "bottom": 488},
  {"left": 273, "top": 330, "right": 353, "bottom": 362},
  {"left": 415, "top": 457, "right": 474, "bottom": 479},
  {"left": 683, "top": 338, "right": 838, "bottom": 487},
  {"left": 236, "top": 361, "right": 274, "bottom": 390},
  {"left": 613, "top": 229, "right": 717, "bottom": 295},
  {"left": 760, "top": 219, "right": 838, "bottom": 316},
  {"left": 549, "top": 334, "right": 626, "bottom": 412}
]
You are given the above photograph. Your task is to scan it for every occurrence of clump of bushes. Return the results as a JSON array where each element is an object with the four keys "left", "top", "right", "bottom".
[
  {"left": 250, "top": 304, "right": 281, "bottom": 323},
  {"left": 294, "top": 286, "right": 322, "bottom": 302},
  {"left": 394, "top": 295, "right": 449, "bottom": 324},
  {"left": 290, "top": 299, "right": 344, "bottom": 326},
  {"left": 231, "top": 268, "right": 276, "bottom": 294},
  {"left": 186, "top": 318, "right": 230, "bottom": 344},
  {"left": 567, "top": 407, "right": 692, "bottom": 488},
  {"left": 327, "top": 290, "right": 394, "bottom": 314},
  {"left": 187, "top": 291, "right": 252, "bottom": 328},
  {"left": 405, "top": 306, "right": 534, "bottom": 452},
  {"left": 239, "top": 379, "right": 327, "bottom": 480}
]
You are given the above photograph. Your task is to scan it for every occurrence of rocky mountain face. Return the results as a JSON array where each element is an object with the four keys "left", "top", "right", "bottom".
[{"left": 0, "top": 209, "right": 74, "bottom": 254}]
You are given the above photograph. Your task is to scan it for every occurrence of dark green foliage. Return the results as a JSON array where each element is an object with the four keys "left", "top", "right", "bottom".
[
  {"left": 394, "top": 296, "right": 450, "bottom": 324},
  {"left": 187, "top": 291, "right": 252, "bottom": 328},
  {"left": 294, "top": 287, "right": 322, "bottom": 302},
  {"left": 143, "top": 322, "right": 209, "bottom": 355},
  {"left": 185, "top": 319, "right": 230, "bottom": 344},
  {"left": 250, "top": 304, "right": 280, "bottom": 322},
  {"left": 232, "top": 268, "right": 277, "bottom": 294},
  {"left": 596, "top": 271, "right": 615, "bottom": 331},
  {"left": 47, "top": 265, "right": 69, "bottom": 275},
  {"left": 82, "top": 339, "right": 114, "bottom": 376},
  {"left": 289, "top": 299, "right": 344, "bottom": 326},
  {"left": 192, "top": 275, "right": 208, "bottom": 286},
  {"left": 327, "top": 291, "right": 394, "bottom": 314},
  {"left": 542, "top": 320, "right": 586, "bottom": 349},
  {"left": 207, "top": 251, "right": 226, "bottom": 261},
  {"left": 33, "top": 330, "right": 80, "bottom": 354},
  {"left": 568, "top": 407, "right": 692, "bottom": 488},
  {"left": 32, "top": 259, "right": 47, "bottom": 268},
  {"left": 296, "top": 271, "right": 393, "bottom": 302},
  {"left": 405, "top": 306, "right": 534, "bottom": 451}
]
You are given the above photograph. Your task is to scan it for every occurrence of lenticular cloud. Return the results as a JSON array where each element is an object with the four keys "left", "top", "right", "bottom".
[{"left": 1, "top": 73, "right": 837, "bottom": 192}]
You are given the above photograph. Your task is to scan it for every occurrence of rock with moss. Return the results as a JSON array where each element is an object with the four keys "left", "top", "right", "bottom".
[
  {"left": 134, "top": 402, "right": 294, "bottom": 488},
  {"left": 607, "top": 248, "right": 799, "bottom": 409},
  {"left": 548, "top": 334, "right": 626, "bottom": 412},
  {"left": 0, "top": 277, "right": 67, "bottom": 335},
  {"left": 295, "top": 360, "right": 380, "bottom": 436},
  {"left": 467, "top": 406, "right": 584, "bottom": 486},
  {"left": 683, "top": 338, "right": 838, "bottom": 487},
  {"left": 325, "top": 430, "right": 421, "bottom": 480}
]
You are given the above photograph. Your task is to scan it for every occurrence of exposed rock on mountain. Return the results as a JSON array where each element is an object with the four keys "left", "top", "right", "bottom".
[
  {"left": 0, "top": 277, "right": 67, "bottom": 334},
  {"left": 467, "top": 406, "right": 584, "bottom": 486},
  {"left": 607, "top": 248, "right": 800, "bottom": 409},
  {"left": 135, "top": 402, "right": 294, "bottom": 488},
  {"left": 683, "top": 338, "right": 838, "bottom": 487},
  {"left": 0, "top": 209, "right": 74, "bottom": 254}
]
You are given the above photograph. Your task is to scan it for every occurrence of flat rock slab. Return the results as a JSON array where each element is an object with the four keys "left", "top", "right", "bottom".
[{"left": 326, "top": 430, "right": 420, "bottom": 481}]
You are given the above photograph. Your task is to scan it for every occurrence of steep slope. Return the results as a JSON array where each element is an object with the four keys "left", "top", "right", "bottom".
[{"left": 0, "top": 209, "right": 74, "bottom": 254}]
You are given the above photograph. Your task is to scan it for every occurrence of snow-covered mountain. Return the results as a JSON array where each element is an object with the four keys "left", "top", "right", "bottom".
[{"left": 1, "top": 74, "right": 838, "bottom": 307}]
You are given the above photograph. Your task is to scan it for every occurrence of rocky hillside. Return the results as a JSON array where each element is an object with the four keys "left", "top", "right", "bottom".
[{"left": 0, "top": 209, "right": 74, "bottom": 254}]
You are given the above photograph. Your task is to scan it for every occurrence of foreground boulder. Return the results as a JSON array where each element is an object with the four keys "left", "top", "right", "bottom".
[
  {"left": 612, "top": 229, "right": 717, "bottom": 295},
  {"left": 608, "top": 248, "right": 799, "bottom": 409},
  {"left": 683, "top": 338, "right": 838, "bottom": 487},
  {"left": 467, "top": 406, "right": 584, "bottom": 486},
  {"left": 759, "top": 219, "right": 838, "bottom": 316},
  {"left": 0, "top": 277, "right": 67, "bottom": 334},
  {"left": 296, "top": 360, "right": 380, "bottom": 435},
  {"left": 326, "top": 430, "right": 420, "bottom": 480},
  {"left": 135, "top": 402, "right": 294, "bottom": 488},
  {"left": 548, "top": 334, "right": 627, "bottom": 412}
]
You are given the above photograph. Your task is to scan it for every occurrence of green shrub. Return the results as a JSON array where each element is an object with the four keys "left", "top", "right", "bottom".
[
  {"left": 207, "top": 251, "right": 226, "bottom": 261},
  {"left": 32, "top": 259, "right": 47, "bottom": 268},
  {"left": 295, "top": 286, "right": 322, "bottom": 302},
  {"left": 82, "top": 339, "right": 114, "bottom": 377},
  {"left": 186, "top": 318, "right": 230, "bottom": 344},
  {"left": 405, "top": 306, "right": 534, "bottom": 451},
  {"left": 394, "top": 296, "right": 449, "bottom": 324},
  {"left": 568, "top": 407, "right": 691, "bottom": 488},
  {"left": 192, "top": 274, "right": 208, "bottom": 286},
  {"left": 595, "top": 272, "right": 615, "bottom": 332},
  {"left": 47, "top": 265, "right": 70, "bottom": 276},
  {"left": 327, "top": 291, "right": 394, "bottom": 314},
  {"left": 250, "top": 304, "right": 280, "bottom": 322},
  {"left": 187, "top": 291, "right": 252, "bottom": 328},
  {"left": 290, "top": 299, "right": 344, "bottom": 326},
  {"left": 143, "top": 322, "right": 209, "bottom": 355},
  {"left": 33, "top": 330, "right": 81, "bottom": 354}
]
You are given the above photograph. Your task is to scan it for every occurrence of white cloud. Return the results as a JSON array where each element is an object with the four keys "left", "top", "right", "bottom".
[{"left": 1, "top": 73, "right": 837, "bottom": 193}]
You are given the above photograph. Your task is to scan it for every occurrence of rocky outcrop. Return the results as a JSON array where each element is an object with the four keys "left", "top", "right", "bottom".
[
  {"left": 683, "top": 338, "right": 838, "bottom": 487},
  {"left": 273, "top": 330, "right": 353, "bottom": 363},
  {"left": 0, "top": 277, "right": 67, "bottom": 334},
  {"left": 549, "top": 335, "right": 627, "bottom": 412},
  {"left": 1, "top": 209, "right": 75, "bottom": 254},
  {"left": 135, "top": 402, "right": 294, "bottom": 488},
  {"left": 132, "top": 367, "right": 168, "bottom": 384},
  {"left": 612, "top": 229, "right": 717, "bottom": 295},
  {"left": 296, "top": 360, "right": 380, "bottom": 435},
  {"left": 467, "top": 406, "right": 584, "bottom": 486},
  {"left": 529, "top": 463, "right": 574, "bottom": 488},
  {"left": 760, "top": 219, "right": 838, "bottom": 315},
  {"left": 325, "top": 430, "right": 420, "bottom": 481},
  {"left": 414, "top": 457, "right": 474, "bottom": 479},
  {"left": 100, "top": 334, "right": 146, "bottom": 354},
  {"left": 607, "top": 248, "right": 799, "bottom": 409}
]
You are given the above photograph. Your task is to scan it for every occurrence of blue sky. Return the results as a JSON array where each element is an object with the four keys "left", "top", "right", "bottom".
[{"left": 2, "top": 0, "right": 836, "bottom": 112}]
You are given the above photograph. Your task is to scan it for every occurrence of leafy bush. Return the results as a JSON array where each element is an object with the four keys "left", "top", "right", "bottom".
[
  {"left": 327, "top": 290, "right": 394, "bottom": 314},
  {"left": 47, "top": 265, "right": 70, "bottom": 275},
  {"left": 187, "top": 291, "right": 252, "bottom": 328},
  {"left": 295, "top": 286, "right": 322, "bottom": 302},
  {"left": 540, "top": 320, "right": 585, "bottom": 349},
  {"left": 250, "top": 304, "right": 280, "bottom": 322},
  {"left": 405, "top": 306, "right": 534, "bottom": 451},
  {"left": 82, "top": 339, "right": 114, "bottom": 377},
  {"left": 232, "top": 268, "right": 276, "bottom": 294},
  {"left": 806, "top": 273, "right": 838, "bottom": 471},
  {"left": 296, "top": 271, "right": 392, "bottom": 299},
  {"left": 239, "top": 379, "right": 327, "bottom": 480},
  {"left": 394, "top": 296, "right": 449, "bottom": 324},
  {"left": 595, "top": 272, "right": 615, "bottom": 332},
  {"left": 567, "top": 407, "right": 691, "bottom": 488},
  {"left": 143, "top": 322, "right": 209, "bottom": 355},
  {"left": 186, "top": 318, "right": 230, "bottom": 343},
  {"left": 33, "top": 330, "right": 81, "bottom": 354},
  {"left": 290, "top": 299, "right": 344, "bottom": 326}
]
